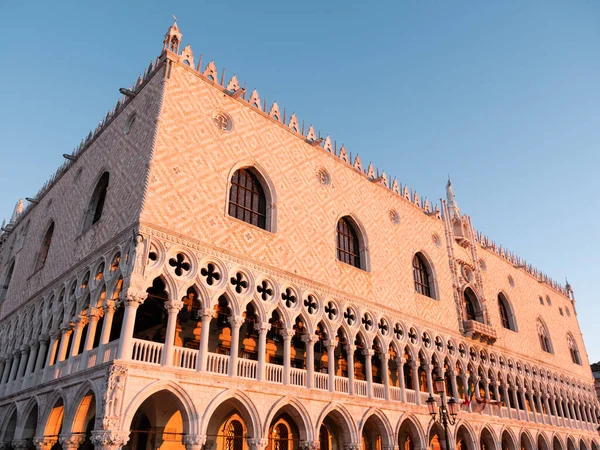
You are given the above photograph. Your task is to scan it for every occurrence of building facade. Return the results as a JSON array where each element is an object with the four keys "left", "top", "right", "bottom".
[{"left": 0, "top": 21, "right": 598, "bottom": 450}]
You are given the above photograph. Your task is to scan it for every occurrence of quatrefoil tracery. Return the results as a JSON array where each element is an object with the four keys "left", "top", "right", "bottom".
[
  {"left": 304, "top": 295, "right": 318, "bottom": 315},
  {"left": 362, "top": 313, "right": 373, "bottom": 331},
  {"left": 324, "top": 302, "right": 337, "bottom": 320},
  {"left": 200, "top": 263, "right": 220, "bottom": 285},
  {"left": 344, "top": 308, "right": 356, "bottom": 326},
  {"left": 169, "top": 253, "right": 191, "bottom": 277},
  {"left": 378, "top": 319, "right": 388, "bottom": 335},
  {"left": 256, "top": 280, "right": 273, "bottom": 301},
  {"left": 393, "top": 323, "right": 404, "bottom": 340},
  {"left": 230, "top": 272, "right": 248, "bottom": 294},
  {"left": 282, "top": 288, "right": 297, "bottom": 308}
]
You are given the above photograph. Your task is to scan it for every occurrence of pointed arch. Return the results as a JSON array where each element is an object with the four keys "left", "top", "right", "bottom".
[
  {"left": 316, "top": 402, "right": 358, "bottom": 445},
  {"left": 520, "top": 429, "right": 535, "bottom": 450},
  {"left": 122, "top": 380, "right": 198, "bottom": 435},
  {"left": 35, "top": 221, "right": 55, "bottom": 272},
  {"left": 480, "top": 426, "right": 497, "bottom": 450},
  {"left": 82, "top": 171, "right": 110, "bottom": 232},
  {"left": 41, "top": 390, "right": 67, "bottom": 437},
  {"left": 263, "top": 397, "right": 313, "bottom": 442},
  {"left": 67, "top": 379, "right": 101, "bottom": 433},
  {"left": 553, "top": 435, "right": 565, "bottom": 450},
  {"left": 336, "top": 215, "right": 369, "bottom": 271},
  {"left": 17, "top": 397, "right": 39, "bottom": 440},
  {"left": 227, "top": 163, "right": 276, "bottom": 232},
  {"left": 501, "top": 428, "right": 517, "bottom": 450},
  {"left": 536, "top": 317, "right": 553, "bottom": 354},
  {"left": 0, "top": 404, "right": 18, "bottom": 442},
  {"left": 463, "top": 287, "right": 483, "bottom": 323},
  {"left": 455, "top": 422, "right": 476, "bottom": 450},
  {"left": 358, "top": 408, "right": 394, "bottom": 449},
  {"left": 498, "top": 292, "right": 517, "bottom": 331},
  {"left": 396, "top": 414, "right": 426, "bottom": 450},
  {"left": 412, "top": 251, "right": 437, "bottom": 299},
  {"left": 566, "top": 332, "right": 582, "bottom": 365},
  {"left": 0, "top": 260, "right": 15, "bottom": 304},
  {"left": 201, "top": 389, "right": 261, "bottom": 439}
]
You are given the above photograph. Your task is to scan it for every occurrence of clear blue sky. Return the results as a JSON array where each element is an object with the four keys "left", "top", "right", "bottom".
[{"left": 1, "top": 2, "right": 598, "bottom": 361}]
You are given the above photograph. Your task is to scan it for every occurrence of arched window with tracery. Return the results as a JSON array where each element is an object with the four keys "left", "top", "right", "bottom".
[
  {"left": 498, "top": 293, "right": 515, "bottom": 331},
  {"left": 273, "top": 423, "right": 289, "bottom": 450},
  {"left": 35, "top": 222, "right": 55, "bottom": 271},
  {"left": 336, "top": 217, "right": 361, "bottom": 268},
  {"left": 83, "top": 172, "right": 109, "bottom": 232},
  {"left": 0, "top": 261, "right": 15, "bottom": 303},
  {"left": 225, "top": 420, "right": 244, "bottom": 450},
  {"left": 228, "top": 168, "right": 267, "bottom": 229},
  {"left": 537, "top": 319, "right": 553, "bottom": 354},
  {"left": 464, "top": 289, "right": 478, "bottom": 322},
  {"left": 567, "top": 333, "right": 581, "bottom": 365},
  {"left": 413, "top": 253, "right": 434, "bottom": 298}
]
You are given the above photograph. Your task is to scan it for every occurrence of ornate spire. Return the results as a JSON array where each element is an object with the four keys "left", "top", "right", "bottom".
[
  {"left": 9, "top": 199, "right": 23, "bottom": 224},
  {"left": 446, "top": 177, "right": 460, "bottom": 218},
  {"left": 163, "top": 18, "right": 182, "bottom": 54}
]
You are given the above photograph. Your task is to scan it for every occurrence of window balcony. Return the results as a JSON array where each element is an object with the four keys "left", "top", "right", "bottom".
[{"left": 463, "top": 319, "right": 497, "bottom": 344}]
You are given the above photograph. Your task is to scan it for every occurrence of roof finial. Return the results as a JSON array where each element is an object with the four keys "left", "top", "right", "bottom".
[
  {"left": 446, "top": 176, "right": 460, "bottom": 219},
  {"left": 163, "top": 18, "right": 182, "bottom": 54},
  {"left": 172, "top": 14, "right": 177, "bottom": 24}
]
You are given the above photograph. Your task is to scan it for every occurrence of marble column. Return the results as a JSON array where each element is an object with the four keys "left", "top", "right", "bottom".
[
  {"left": 197, "top": 307, "right": 213, "bottom": 372},
  {"left": 162, "top": 299, "right": 184, "bottom": 367},
  {"left": 255, "top": 322, "right": 269, "bottom": 381},
  {"left": 325, "top": 339, "right": 337, "bottom": 392},
  {"left": 281, "top": 329, "right": 295, "bottom": 385},
  {"left": 412, "top": 362, "right": 421, "bottom": 405},
  {"left": 45, "top": 332, "right": 61, "bottom": 367},
  {"left": 96, "top": 300, "right": 117, "bottom": 363},
  {"left": 24, "top": 342, "right": 39, "bottom": 376},
  {"left": 182, "top": 435, "right": 206, "bottom": 450},
  {"left": 424, "top": 363, "right": 434, "bottom": 395},
  {"left": 346, "top": 344, "right": 356, "bottom": 395},
  {"left": 56, "top": 324, "right": 74, "bottom": 362},
  {"left": 83, "top": 308, "right": 103, "bottom": 352},
  {"left": 8, "top": 352, "right": 20, "bottom": 382},
  {"left": 228, "top": 316, "right": 244, "bottom": 377},
  {"left": 34, "top": 437, "right": 58, "bottom": 450},
  {"left": 117, "top": 293, "right": 146, "bottom": 360},
  {"left": 70, "top": 315, "right": 89, "bottom": 358},
  {"left": 16, "top": 347, "right": 29, "bottom": 379},
  {"left": 396, "top": 357, "right": 406, "bottom": 402},
  {"left": 303, "top": 334, "right": 319, "bottom": 389},
  {"left": 381, "top": 352, "right": 390, "bottom": 400},
  {"left": 59, "top": 433, "right": 86, "bottom": 450},
  {"left": 364, "top": 348, "right": 374, "bottom": 398}
]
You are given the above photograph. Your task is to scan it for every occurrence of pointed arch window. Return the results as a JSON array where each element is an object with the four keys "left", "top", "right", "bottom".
[
  {"left": 463, "top": 288, "right": 482, "bottom": 323},
  {"left": 228, "top": 168, "right": 267, "bottom": 229},
  {"left": 567, "top": 333, "right": 581, "bottom": 365},
  {"left": 537, "top": 319, "right": 553, "bottom": 353},
  {"left": 336, "top": 217, "right": 361, "bottom": 268},
  {"left": 413, "top": 253, "right": 434, "bottom": 298},
  {"left": 0, "top": 261, "right": 15, "bottom": 303},
  {"left": 225, "top": 420, "right": 244, "bottom": 450},
  {"left": 498, "top": 293, "right": 515, "bottom": 331},
  {"left": 83, "top": 172, "right": 109, "bottom": 232},
  {"left": 35, "top": 222, "right": 54, "bottom": 272}
]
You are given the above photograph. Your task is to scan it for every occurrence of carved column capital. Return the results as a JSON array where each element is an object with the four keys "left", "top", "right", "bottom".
[
  {"left": 345, "top": 344, "right": 357, "bottom": 353},
  {"left": 12, "top": 440, "right": 32, "bottom": 450},
  {"left": 302, "top": 334, "right": 320, "bottom": 345},
  {"left": 122, "top": 290, "right": 147, "bottom": 306},
  {"left": 396, "top": 356, "right": 406, "bottom": 366},
  {"left": 182, "top": 434, "right": 207, "bottom": 450},
  {"left": 246, "top": 438, "right": 268, "bottom": 450},
  {"left": 89, "top": 307, "right": 104, "bottom": 318},
  {"left": 344, "top": 444, "right": 361, "bottom": 450},
  {"left": 229, "top": 315, "right": 245, "bottom": 328},
  {"left": 362, "top": 348, "right": 375, "bottom": 357},
  {"left": 75, "top": 315, "right": 89, "bottom": 327},
  {"left": 299, "top": 441, "right": 320, "bottom": 450},
  {"left": 34, "top": 437, "right": 58, "bottom": 450},
  {"left": 58, "top": 434, "right": 86, "bottom": 450},
  {"left": 30, "top": 341, "right": 40, "bottom": 350},
  {"left": 90, "top": 430, "right": 130, "bottom": 450},
  {"left": 255, "top": 322, "right": 270, "bottom": 333},
  {"left": 280, "top": 329, "right": 296, "bottom": 340},
  {"left": 103, "top": 299, "right": 118, "bottom": 313},
  {"left": 200, "top": 308, "right": 214, "bottom": 319},
  {"left": 165, "top": 300, "right": 184, "bottom": 313},
  {"left": 324, "top": 339, "right": 338, "bottom": 349}
]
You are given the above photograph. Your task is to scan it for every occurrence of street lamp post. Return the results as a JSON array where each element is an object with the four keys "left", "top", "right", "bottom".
[{"left": 426, "top": 375, "right": 459, "bottom": 450}]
